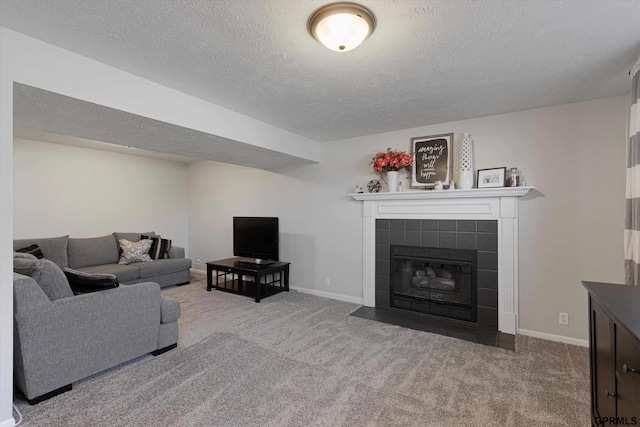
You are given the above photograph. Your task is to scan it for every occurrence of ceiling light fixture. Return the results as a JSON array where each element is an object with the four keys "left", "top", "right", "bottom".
[{"left": 308, "top": 2, "right": 376, "bottom": 52}]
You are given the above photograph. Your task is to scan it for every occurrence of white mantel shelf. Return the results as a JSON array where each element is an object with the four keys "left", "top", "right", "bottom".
[
  {"left": 351, "top": 185, "right": 535, "bottom": 335},
  {"left": 349, "top": 186, "right": 534, "bottom": 201}
]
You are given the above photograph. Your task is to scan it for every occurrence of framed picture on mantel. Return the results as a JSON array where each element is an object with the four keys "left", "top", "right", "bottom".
[
  {"left": 477, "top": 167, "right": 506, "bottom": 188},
  {"left": 411, "top": 133, "right": 453, "bottom": 188}
]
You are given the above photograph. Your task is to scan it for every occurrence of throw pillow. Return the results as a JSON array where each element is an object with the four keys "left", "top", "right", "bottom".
[
  {"left": 63, "top": 268, "right": 119, "bottom": 295},
  {"left": 13, "top": 257, "right": 38, "bottom": 276},
  {"left": 141, "top": 234, "right": 161, "bottom": 260},
  {"left": 158, "top": 238, "right": 172, "bottom": 259},
  {"left": 16, "top": 244, "right": 44, "bottom": 259},
  {"left": 14, "top": 258, "right": 74, "bottom": 301},
  {"left": 14, "top": 251, "right": 38, "bottom": 260},
  {"left": 118, "top": 239, "right": 153, "bottom": 265}
]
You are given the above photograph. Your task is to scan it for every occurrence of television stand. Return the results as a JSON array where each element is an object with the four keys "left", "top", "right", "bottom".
[{"left": 206, "top": 257, "right": 290, "bottom": 302}]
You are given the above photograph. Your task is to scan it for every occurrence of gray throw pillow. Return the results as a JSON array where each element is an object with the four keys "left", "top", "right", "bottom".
[
  {"left": 14, "top": 251, "right": 38, "bottom": 260},
  {"left": 14, "top": 258, "right": 74, "bottom": 301},
  {"left": 15, "top": 244, "right": 44, "bottom": 259},
  {"left": 13, "top": 256, "right": 37, "bottom": 275}
]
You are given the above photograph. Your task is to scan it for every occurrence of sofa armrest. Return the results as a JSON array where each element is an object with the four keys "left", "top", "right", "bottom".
[
  {"left": 161, "top": 296, "right": 181, "bottom": 324},
  {"left": 168, "top": 246, "right": 185, "bottom": 259},
  {"left": 14, "top": 282, "right": 163, "bottom": 399}
]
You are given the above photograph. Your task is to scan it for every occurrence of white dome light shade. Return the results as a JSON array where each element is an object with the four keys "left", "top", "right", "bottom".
[{"left": 308, "top": 3, "right": 376, "bottom": 52}]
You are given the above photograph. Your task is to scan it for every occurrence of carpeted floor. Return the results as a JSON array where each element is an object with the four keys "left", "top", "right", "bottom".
[{"left": 14, "top": 272, "right": 590, "bottom": 426}]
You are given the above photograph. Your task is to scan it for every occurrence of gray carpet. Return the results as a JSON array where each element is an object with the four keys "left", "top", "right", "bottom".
[{"left": 14, "top": 273, "right": 590, "bottom": 426}]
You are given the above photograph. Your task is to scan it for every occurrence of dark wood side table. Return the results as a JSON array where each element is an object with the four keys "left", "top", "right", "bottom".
[{"left": 206, "top": 258, "right": 290, "bottom": 302}]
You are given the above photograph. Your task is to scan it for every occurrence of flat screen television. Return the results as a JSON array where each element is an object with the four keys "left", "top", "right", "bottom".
[{"left": 233, "top": 217, "right": 279, "bottom": 264}]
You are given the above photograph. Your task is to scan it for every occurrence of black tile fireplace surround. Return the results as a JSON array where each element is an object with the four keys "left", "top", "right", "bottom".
[
  {"left": 351, "top": 218, "right": 513, "bottom": 349},
  {"left": 375, "top": 219, "right": 499, "bottom": 328}
]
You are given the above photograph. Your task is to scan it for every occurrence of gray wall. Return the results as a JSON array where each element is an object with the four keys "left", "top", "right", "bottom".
[
  {"left": 188, "top": 95, "right": 628, "bottom": 342},
  {"left": 13, "top": 138, "right": 190, "bottom": 250}
]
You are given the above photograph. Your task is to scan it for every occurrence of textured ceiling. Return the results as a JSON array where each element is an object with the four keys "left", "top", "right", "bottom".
[{"left": 2, "top": 0, "right": 640, "bottom": 146}]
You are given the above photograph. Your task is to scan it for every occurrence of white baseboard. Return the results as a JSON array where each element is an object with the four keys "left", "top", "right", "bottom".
[
  {"left": 290, "top": 287, "right": 363, "bottom": 305},
  {"left": 518, "top": 328, "right": 589, "bottom": 347},
  {"left": 0, "top": 416, "right": 15, "bottom": 427}
]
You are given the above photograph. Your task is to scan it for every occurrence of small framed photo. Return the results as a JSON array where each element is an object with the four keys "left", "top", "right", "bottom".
[{"left": 477, "top": 167, "right": 506, "bottom": 188}]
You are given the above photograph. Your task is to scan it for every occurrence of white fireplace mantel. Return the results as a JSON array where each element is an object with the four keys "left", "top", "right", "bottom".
[{"left": 350, "top": 187, "right": 534, "bottom": 335}]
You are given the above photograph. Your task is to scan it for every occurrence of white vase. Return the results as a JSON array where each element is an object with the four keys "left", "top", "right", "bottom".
[
  {"left": 459, "top": 133, "right": 474, "bottom": 189},
  {"left": 386, "top": 170, "right": 399, "bottom": 192}
]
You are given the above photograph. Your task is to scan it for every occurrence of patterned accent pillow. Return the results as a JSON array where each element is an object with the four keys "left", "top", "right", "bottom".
[
  {"left": 63, "top": 268, "right": 119, "bottom": 295},
  {"left": 118, "top": 239, "right": 153, "bottom": 265}
]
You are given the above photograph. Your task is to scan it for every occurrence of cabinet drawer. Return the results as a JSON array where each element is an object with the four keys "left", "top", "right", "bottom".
[
  {"left": 616, "top": 378, "right": 640, "bottom": 423},
  {"left": 616, "top": 324, "right": 640, "bottom": 407}
]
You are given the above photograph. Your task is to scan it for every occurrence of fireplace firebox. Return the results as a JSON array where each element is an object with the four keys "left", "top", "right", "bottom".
[{"left": 391, "top": 245, "right": 477, "bottom": 322}]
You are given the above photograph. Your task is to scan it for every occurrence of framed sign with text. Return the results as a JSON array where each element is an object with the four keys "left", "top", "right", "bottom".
[{"left": 411, "top": 133, "right": 453, "bottom": 188}]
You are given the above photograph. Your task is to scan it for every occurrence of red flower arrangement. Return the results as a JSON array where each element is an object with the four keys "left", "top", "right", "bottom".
[{"left": 371, "top": 148, "right": 413, "bottom": 173}]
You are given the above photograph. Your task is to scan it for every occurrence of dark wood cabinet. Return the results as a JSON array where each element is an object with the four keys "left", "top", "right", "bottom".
[{"left": 584, "top": 281, "right": 640, "bottom": 426}]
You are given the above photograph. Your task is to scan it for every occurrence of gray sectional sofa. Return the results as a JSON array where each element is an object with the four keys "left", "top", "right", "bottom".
[
  {"left": 14, "top": 232, "right": 191, "bottom": 288},
  {"left": 12, "top": 232, "right": 191, "bottom": 403}
]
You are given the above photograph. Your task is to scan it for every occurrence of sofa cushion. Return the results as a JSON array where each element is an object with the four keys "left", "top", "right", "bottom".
[
  {"left": 160, "top": 296, "right": 181, "bottom": 324},
  {"left": 75, "top": 264, "right": 141, "bottom": 282},
  {"left": 68, "top": 235, "right": 120, "bottom": 269},
  {"left": 63, "top": 268, "right": 120, "bottom": 295},
  {"left": 118, "top": 239, "right": 153, "bottom": 265},
  {"left": 15, "top": 244, "right": 44, "bottom": 259},
  {"left": 135, "top": 258, "right": 192, "bottom": 278},
  {"left": 13, "top": 258, "right": 74, "bottom": 301},
  {"left": 13, "top": 236, "right": 70, "bottom": 268}
]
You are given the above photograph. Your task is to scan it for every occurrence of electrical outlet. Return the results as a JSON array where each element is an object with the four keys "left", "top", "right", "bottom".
[
  {"left": 324, "top": 277, "right": 331, "bottom": 287},
  {"left": 559, "top": 312, "right": 569, "bottom": 325},
  {"left": 196, "top": 259, "right": 202, "bottom": 267}
]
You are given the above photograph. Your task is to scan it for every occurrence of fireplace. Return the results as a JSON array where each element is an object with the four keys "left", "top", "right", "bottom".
[
  {"left": 351, "top": 187, "right": 533, "bottom": 334},
  {"left": 390, "top": 245, "right": 477, "bottom": 322}
]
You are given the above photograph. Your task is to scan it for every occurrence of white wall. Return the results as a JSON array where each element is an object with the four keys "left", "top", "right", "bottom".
[
  {"left": 0, "top": 64, "right": 14, "bottom": 427},
  {"left": 13, "top": 138, "right": 189, "bottom": 246},
  {"left": 189, "top": 95, "right": 628, "bottom": 342}
]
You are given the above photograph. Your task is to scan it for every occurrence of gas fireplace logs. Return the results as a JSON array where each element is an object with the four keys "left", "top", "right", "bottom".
[{"left": 411, "top": 267, "right": 455, "bottom": 291}]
